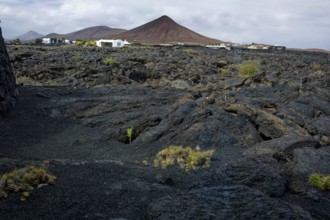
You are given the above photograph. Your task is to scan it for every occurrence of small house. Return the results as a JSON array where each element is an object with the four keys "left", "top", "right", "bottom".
[
  {"left": 64, "top": 39, "right": 73, "bottom": 44},
  {"left": 205, "top": 43, "right": 231, "bottom": 50},
  {"left": 95, "top": 39, "right": 130, "bottom": 48},
  {"left": 42, "top": 37, "right": 61, "bottom": 44},
  {"left": 42, "top": 38, "right": 51, "bottom": 44}
]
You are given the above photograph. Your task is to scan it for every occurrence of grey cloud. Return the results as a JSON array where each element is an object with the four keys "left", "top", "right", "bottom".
[{"left": 0, "top": 0, "right": 329, "bottom": 49}]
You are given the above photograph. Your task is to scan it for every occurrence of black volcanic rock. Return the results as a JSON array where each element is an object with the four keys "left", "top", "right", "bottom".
[
  {"left": 0, "top": 27, "right": 17, "bottom": 115},
  {"left": 147, "top": 185, "right": 311, "bottom": 219},
  {"left": 2, "top": 45, "right": 330, "bottom": 219}
]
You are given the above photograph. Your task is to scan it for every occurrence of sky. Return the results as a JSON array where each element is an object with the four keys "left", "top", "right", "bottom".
[{"left": 1, "top": 0, "right": 329, "bottom": 50}]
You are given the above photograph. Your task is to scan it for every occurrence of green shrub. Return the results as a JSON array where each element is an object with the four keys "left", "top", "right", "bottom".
[
  {"left": 35, "top": 38, "right": 43, "bottom": 44},
  {"left": 184, "top": 48, "right": 198, "bottom": 55},
  {"left": 75, "top": 40, "right": 85, "bottom": 46},
  {"left": 16, "top": 76, "right": 62, "bottom": 87},
  {"left": 238, "top": 60, "right": 260, "bottom": 78},
  {"left": 73, "top": 53, "right": 82, "bottom": 61},
  {"left": 219, "top": 67, "right": 228, "bottom": 76},
  {"left": 103, "top": 57, "right": 117, "bottom": 65},
  {"left": 312, "top": 64, "right": 321, "bottom": 72},
  {"left": 0, "top": 161, "right": 56, "bottom": 201},
  {"left": 308, "top": 173, "right": 330, "bottom": 190},
  {"left": 16, "top": 76, "right": 42, "bottom": 86},
  {"left": 153, "top": 145, "right": 215, "bottom": 172},
  {"left": 127, "top": 127, "right": 133, "bottom": 144},
  {"left": 85, "top": 40, "right": 96, "bottom": 47}
]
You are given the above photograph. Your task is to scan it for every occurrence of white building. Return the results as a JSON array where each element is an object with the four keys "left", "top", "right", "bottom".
[
  {"left": 247, "top": 45, "right": 258, "bottom": 50},
  {"left": 95, "top": 39, "right": 130, "bottom": 47},
  {"left": 42, "top": 38, "right": 61, "bottom": 44},
  {"left": 42, "top": 38, "right": 51, "bottom": 44},
  {"left": 205, "top": 43, "right": 231, "bottom": 50},
  {"left": 64, "top": 39, "right": 73, "bottom": 44}
]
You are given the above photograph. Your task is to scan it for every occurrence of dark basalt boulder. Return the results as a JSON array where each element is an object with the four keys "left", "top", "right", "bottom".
[
  {"left": 0, "top": 27, "right": 17, "bottom": 114},
  {"left": 146, "top": 185, "right": 312, "bottom": 219},
  {"left": 215, "top": 156, "right": 288, "bottom": 197}
]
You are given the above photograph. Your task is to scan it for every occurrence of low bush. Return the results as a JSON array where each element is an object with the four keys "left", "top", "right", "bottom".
[
  {"left": 312, "top": 64, "right": 321, "bottom": 72},
  {"left": 153, "top": 145, "right": 215, "bottom": 172},
  {"left": 0, "top": 161, "right": 56, "bottom": 201},
  {"left": 308, "top": 173, "right": 330, "bottom": 190},
  {"left": 75, "top": 40, "right": 85, "bottom": 46},
  {"left": 103, "top": 57, "right": 117, "bottom": 65},
  {"left": 219, "top": 67, "right": 228, "bottom": 76},
  {"left": 85, "top": 41, "right": 96, "bottom": 47},
  {"left": 16, "top": 76, "right": 42, "bottom": 86},
  {"left": 16, "top": 76, "right": 62, "bottom": 87},
  {"left": 238, "top": 60, "right": 260, "bottom": 78},
  {"left": 184, "top": 48, "right": 198, "bottom": 55}
]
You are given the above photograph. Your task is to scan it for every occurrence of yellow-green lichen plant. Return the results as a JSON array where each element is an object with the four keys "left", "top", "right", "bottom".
[
  {"left": 219, "top": 67, "right": 228, "bottom": 76},
  {"left": 308, "top": 173, "right": 330, "bottom": 191},
  {"left": 238, "top": 60, "right": 260, "bottom": 78},
  {"left": 103, "top": 57, "right": 117, "bottom": 65},
  {"left": 127, "top": 127, "right": 133, "bottom": 144},
  {"left": 153, "top": 145, "right": 215, "bottom": 172},
  {"left": 0, "top": 160, "right": 56, "bottom": 201}
]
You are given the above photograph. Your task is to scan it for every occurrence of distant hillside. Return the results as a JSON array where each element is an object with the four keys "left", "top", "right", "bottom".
[
  {"left": 110, "top": 15, "right": 222, "bottom": 45},
  {"left": 288, "top": 48, "right": 330, "bottom": 54},
  {"left": 44, "top": 26, "right": 127, "bottom": 40},
  {"left": 16, "top": 31, "right": 43, "bottom": 41}
]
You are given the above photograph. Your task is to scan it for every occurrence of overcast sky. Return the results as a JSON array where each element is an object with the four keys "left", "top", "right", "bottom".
[{"left": 1, "top": 0, "right": 329, "bottom": 49}]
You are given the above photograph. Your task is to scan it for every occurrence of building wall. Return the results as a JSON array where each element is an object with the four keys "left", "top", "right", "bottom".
[{"left": 96, "top": 39, "right": 124, "bottom": 48}]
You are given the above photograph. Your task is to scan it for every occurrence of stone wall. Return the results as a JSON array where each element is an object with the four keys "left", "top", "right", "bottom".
[{"left": 0, "top": 27, "right": 17, "bottom": 115}]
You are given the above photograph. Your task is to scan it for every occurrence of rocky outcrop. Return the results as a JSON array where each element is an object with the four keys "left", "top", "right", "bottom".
[
  {"left": 0, "top": 27, "right": 17, "bottom": 115},
  {"left": 146, "top": 185, "right": 312, "bottom": 219}
]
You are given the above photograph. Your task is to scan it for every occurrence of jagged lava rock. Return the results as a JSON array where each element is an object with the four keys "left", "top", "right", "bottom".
[{"left": 0, "top": 27, "right": 17, "bottom": 114}]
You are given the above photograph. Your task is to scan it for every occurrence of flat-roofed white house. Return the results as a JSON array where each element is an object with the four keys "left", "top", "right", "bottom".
[
  {"left": 42, "top": 38, "right": 51, "bottom": 44},
  {"left": 95, "top": 39, "right": 130, "bottom": 48},
  {"left": 42, "top": 37, "right": 62, "bottom": 44}
]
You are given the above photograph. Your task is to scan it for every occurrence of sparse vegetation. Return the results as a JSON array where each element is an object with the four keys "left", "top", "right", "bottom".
[
  {"left": 308, "top": 173, "right": 330, "bottom": 190},
  {"left": 103, "top": 57, "right": 117, "bottom": 65},
  {"left": 10, "top": 38, "right": 21, "bottom": 45},
  {"left": 127, "top": 127, "right": 133, "bottom": 144},
  {"left": 238, "top": 60, "right": 260, "bottom": 78},
  {"left": 124, "top": 45, "right": 152, "bottom": 49},
  {"left": 0, "top": 161, "right": 56, "bottom": 201},
  {"left": 184, "top": 48, "right": 198, "bottom": 55},
  {"left": 35, "top": 38, "right": 43, "bottom": 45},
  {"left": 85, "top": 40, "right": 96, "bottom": 47},
  {"left": 219, "top": 67, "right": 228, "bottom": 76},
  {"left": 16, "top": 76, "right": 42, "bottom": 86},
  {"left": 153, "top": 145, "right": 215, "bottom": 172},
  {"left": 21, "top": 191, "right": 30, "bottom": 201},
  {"left": 73, "top": 53, "right": 82, "bottom": 61},
  {"left": 312, "top": 63, "right": 321, "bottom": 72},
  {"left": 16, "top": 76, "right": 62, "bottom": 87},
  {"left": 75, "top": 39, "right": 85, "bottom": 46}
]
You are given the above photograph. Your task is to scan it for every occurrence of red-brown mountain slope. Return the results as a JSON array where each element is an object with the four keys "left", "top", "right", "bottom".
[
  {"left": 44, "top": 26, "right": 126, "bottom": 40},
  {"left": 111, "top": 15, "right": 222, "bottom": 45}
]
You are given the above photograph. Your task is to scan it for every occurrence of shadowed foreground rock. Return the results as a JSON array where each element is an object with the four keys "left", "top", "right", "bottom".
[
  {"left": 146, "top": 185, "right": 312, "bottom": 219},
  {"left": 0, "top": 27, "right": 17, "bottom": 114}
]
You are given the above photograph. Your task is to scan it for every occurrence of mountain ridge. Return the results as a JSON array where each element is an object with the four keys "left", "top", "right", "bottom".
[
  {"left": 109, "top": 15, "right": 222, "bottom": 45},
  {"left": 15, "top": 15, "right": 224, "bottom": 45},
  {"left": 16, "top": 31, "right": 43, "bottom": 41},
  {"left": 43, "top": 26, "right": 127, "bottom": 40}
]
